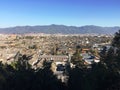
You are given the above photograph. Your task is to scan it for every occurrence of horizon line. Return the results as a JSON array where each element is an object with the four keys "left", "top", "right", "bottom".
[{"left": 0, "top": 24, "right": 120, "bottom": 28}]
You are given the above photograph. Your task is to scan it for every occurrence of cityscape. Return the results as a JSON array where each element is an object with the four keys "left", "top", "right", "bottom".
[{"left": 0, "top": 0, "right": 120, "bottom": 90}]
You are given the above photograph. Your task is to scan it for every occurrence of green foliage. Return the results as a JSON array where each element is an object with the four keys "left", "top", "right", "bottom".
[
  {"left": 68, "top": 30, "right": 120, "bottom": 90},
  {"left": 28, "top": 44, "right": 37, "bottom": 49},
  {"left": 71, "top": 45, "right": 82, "bottom": 64},
  {"left": 25, "top": 36, "right": 34, "bottom": 39},
  {"left": 102, "top": 30, "right": 120, "bottom": 73},
  {"left": 0, "top": 59, "right": 67, "bottom": 90},
  {"left": 71, "top": 45, "right": 87, "bottom": 69},
  {"left": 96, "top": 30, "right": 120, "bottom": 90},
  {"left": 112, "top": 30, "right": 120, "bottom": 48},
  {"left": 10, "top": 61, "right": 18, "bottom": 70},
  {"left": 51, "top": 44, "right": 59, "bottom": 55}
]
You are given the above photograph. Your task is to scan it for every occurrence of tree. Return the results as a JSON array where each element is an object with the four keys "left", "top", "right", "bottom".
[
  {"left": 93, "top": 30, "right": 120, "bottom": 90},
  {"left": 71, "top": 45, "right": 82, "bottom": 63},
  {"left": 51, "top": 44, "right": 59, "bottom": 55},
  {"left": 112, "top": 30, "right": 120, "bottom": 48},
  {"left": 71, "top": 45, "right": 86, "bottom": 69},
  {"left": 103, "top": 30, "right": 120, "bottom": 73}
]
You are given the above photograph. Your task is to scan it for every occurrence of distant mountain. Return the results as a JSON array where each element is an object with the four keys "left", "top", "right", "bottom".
[{"left": 0, "top": 25, "right": 120, "bottom": 34}]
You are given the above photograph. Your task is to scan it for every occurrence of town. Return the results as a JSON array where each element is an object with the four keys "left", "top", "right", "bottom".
[
  {"left": 0, "top": 0, "right": 120, "bottom": 89},
  {"left": 0, "top": 31, "right": 119, "bottom": 90},
  {"left": 0, "top": 33, "right": 113, "bottom": 81},
  {"left": 0, "top": 34, "right": 113, "bottom": 63}
]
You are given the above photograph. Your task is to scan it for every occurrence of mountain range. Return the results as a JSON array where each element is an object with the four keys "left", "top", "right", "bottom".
[{"left": 0, "top": 25, "right": 120, "bottom": 34}]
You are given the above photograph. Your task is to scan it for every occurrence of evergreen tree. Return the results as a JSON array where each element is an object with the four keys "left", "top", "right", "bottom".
[
  {"left": 112, "top": 30, "right": 120, "bottom": 48},
  {"left": 71, "top": 45, "right": 86, "bottom": 68}
]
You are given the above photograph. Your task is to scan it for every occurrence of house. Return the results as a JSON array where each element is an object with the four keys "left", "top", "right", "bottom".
[
  {"left": 82, "top": 48, "right": 90, "bottom": 53},
  {"left": 81, "top": 53, "right": 95, "bottom": 65}
]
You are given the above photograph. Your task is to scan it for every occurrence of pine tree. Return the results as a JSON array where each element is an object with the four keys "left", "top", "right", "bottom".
[
  {"left": 112, "top": 30, "right": 120, "bottom": 48},
  {"left": 71, "top": 45, "right": 86, "bottom": 68}
]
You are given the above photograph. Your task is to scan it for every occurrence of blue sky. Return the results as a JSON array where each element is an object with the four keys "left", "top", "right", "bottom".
[{"left": 0, "top": 0, "right": 120, "bottom": 27}]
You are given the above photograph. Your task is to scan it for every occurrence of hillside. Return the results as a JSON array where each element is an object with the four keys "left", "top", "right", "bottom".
[{"left": 0, "top": 25, "right": 119, "bottom": 34}]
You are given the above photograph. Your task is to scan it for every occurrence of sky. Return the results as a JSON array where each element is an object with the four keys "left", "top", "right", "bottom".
[{"left": 0, "top": 0, "right": 120, "bottom": 27}]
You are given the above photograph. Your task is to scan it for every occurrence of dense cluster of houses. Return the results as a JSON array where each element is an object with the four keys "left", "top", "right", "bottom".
[{"left": 0, "top": 34, "right": 113, "bottom": 82}]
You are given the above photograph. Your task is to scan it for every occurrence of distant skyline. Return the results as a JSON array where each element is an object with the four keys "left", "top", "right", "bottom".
[{"left": 0, "top": 0, "right": 120, "bottom": 28}]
